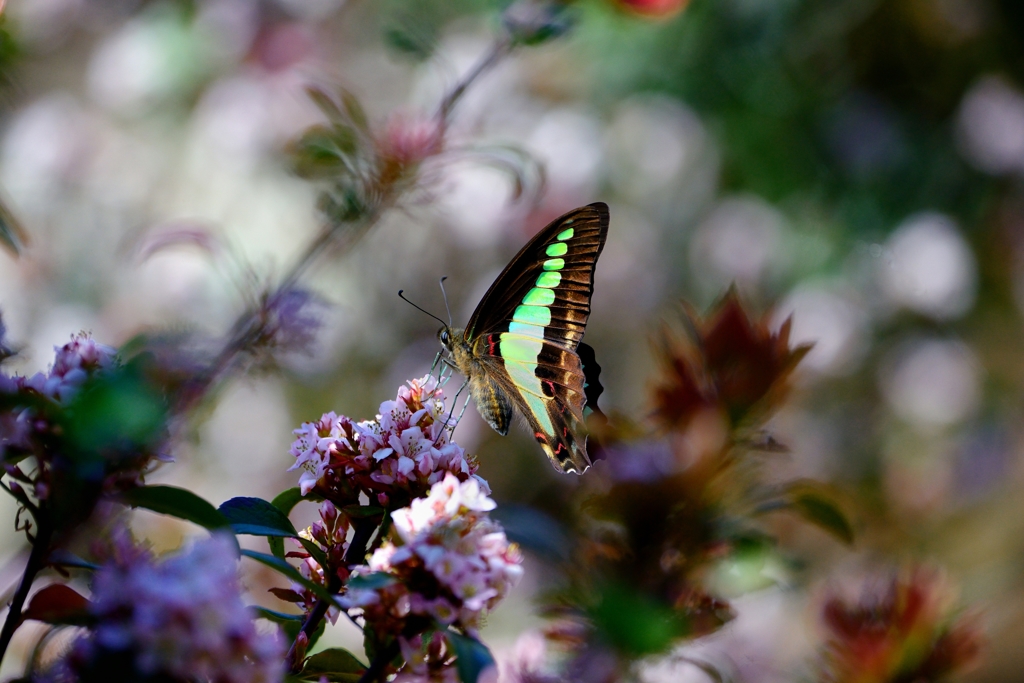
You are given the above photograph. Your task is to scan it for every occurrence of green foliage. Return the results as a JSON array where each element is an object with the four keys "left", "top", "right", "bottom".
[
  {"left": 446, "top": 630, "right": 496, "bottom": 683},
  {"left": 269, "top": 488, "right": 309, "bottom": 559},
  {"left": 587, "top": 581, "right": 691, "bottom": 657},
  {"left": 65, "top": 361, "right": 167, "bottom": 460},
  {"left": 218, "top": 496, "right": 298, "bottom": 537},
  {"left": 240, "top": 549, "right": 341, "bottom": 607},
  {"left": 119, "top": 486, "right": 229, "bottom": 531},
  {"left": 298, "top": 648, "right": 367, "bottom": 682}
]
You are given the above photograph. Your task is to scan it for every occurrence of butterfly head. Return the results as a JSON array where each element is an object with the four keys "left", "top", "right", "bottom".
[{"left": 438, "top": 326, "right": 452, "bottom": 350}]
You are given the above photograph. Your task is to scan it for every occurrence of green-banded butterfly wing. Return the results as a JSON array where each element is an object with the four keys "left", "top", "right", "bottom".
[
  {"left": 466, "top": 203, "right": 608, "bottom": 349},
  {"left": 463, "top": 203, "right": 609, "bottom": 473}
]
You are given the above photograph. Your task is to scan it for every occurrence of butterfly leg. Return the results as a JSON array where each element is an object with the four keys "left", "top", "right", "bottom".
[
  {"left": 437, "top": 376, "right": 469, "bottom": 444},
  {"left": 453, "top": 391, "right": 473, "bottom": 433},
  {"left": 438, "top": 357, "right": 458, "bottom": 388}
]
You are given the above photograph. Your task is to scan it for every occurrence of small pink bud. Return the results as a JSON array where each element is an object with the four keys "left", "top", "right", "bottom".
[
  {"left": 320, "top": 500, "right": 337, "bottom": 525},
  {"left": 376, "top": 113, "right": 444, "bottom": 169}
]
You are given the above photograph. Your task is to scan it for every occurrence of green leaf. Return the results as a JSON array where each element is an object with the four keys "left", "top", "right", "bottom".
[
  {"left": 341, "top": 504, "right": 385, "bottom": 519},
  {"left": 297, "top": 537, "right": 330, "bottom": 569},
  {"left": 254, "top": 607, "right": 304, "bottom": 623},
  {"left": 270, "top": 488, "right": 307, "bottom": 559},
  {"left": 119, "top": 486, "right": 229, "bottom": 530},
  {"left": 273, "top": 488, "right": 308, "bottom": 515},
  {"left": 346, "top": 572, "right": 396, "bottom": 591},
  {"left": 306, "top": 86, "right": 344, "bottom": 122},
  {"left": 446, "top": 631, "right": 496, "bottom": 683},
  {"left": 47, "top": 550, "right": 99, "bottom": 571},
  {"left": 219, "top": 497, "right": 298, "bottom": 537},
  {"left": 587, "top": 582, "right": 690, "bottom": 657},
  {"left": 299, "top": 648, "right": 367, "bottom": 682},
  {"left": 775, "top": 481, "right": 854, "bottom": 545},
  {"left": 240, "top": 550, "right": 340, "bottom": 608},
  {"left": 340, "top": 89, "right": 369, "bottom": 133},
  {"left": 789, "top": 491, "right": 854, "bottom": 545},
  {"left": 0, "top": 195, "right": 26, "bottom": 256},
  {"left": 65, "top": 361, "right": 167, "bottom": 457}
]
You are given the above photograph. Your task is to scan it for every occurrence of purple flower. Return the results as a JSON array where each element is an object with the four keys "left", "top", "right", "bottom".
[
  {"left": 259, "top": 287, "right": 326, "bottom": 357},
  {"left": 47, "top": 532, "right": 284, "bottom": 683}
]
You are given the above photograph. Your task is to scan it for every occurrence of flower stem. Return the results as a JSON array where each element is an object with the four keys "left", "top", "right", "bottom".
[
  {"left": 356, "top": 639, "right": 401, "bottom": 683},
  {"left": 0, "top": 518, "right": 52, "bottom": 667},
  {"left": 285, "top": 517, "right": 381, "bottom": 672}
]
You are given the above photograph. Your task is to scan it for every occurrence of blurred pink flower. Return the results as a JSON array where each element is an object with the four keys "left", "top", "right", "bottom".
[{"left": 376, "top": 113, "right": 445, "bottom": 171}]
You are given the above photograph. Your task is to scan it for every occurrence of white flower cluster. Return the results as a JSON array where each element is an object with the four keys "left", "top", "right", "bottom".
[
  {"left": 346, "top": 474, "right": 523, "bottom": 632},
  {"left": 289, "top": 375, "right": 485, "bottom": 500},
  {"left": 84, "top": 533, "right": 283, "bottom": 683}
]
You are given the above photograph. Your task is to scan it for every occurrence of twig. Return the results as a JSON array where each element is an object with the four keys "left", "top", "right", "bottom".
[
  {"left": 285, "top": 517, "right": 381, "bottom": 672},
  {"left": 437, "top": 37, "right": 513, "bottom": 122},
  {"left": 356, "top": 639, "right": 401, "bottom": 683},
  {"left": 0, "top": 519, "right": 52, "bottom": 664}
]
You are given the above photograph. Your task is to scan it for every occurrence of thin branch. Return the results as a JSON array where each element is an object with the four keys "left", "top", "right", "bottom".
[
  {"left": 356, "top": 639, "right": 401, "bottom": 683},
  {"left": 285, "top": 517, "right": 381, "bottom": 672},
  {"left": 0, "top": 518, "right": 52, "bottom": 664},
  {"left": 437, "top": 37, "right": 513, "bottom": 122}
]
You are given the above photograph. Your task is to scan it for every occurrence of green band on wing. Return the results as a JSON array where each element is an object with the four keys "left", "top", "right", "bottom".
[
  {"left": 545, "top": 242, "right": 568, "bottom": 257},
  {"left": 557, "top": 228, "right": 574, "bottom": 241},
  {"left": 513, "top": 305, "right": 551, "bottom": 326},
  {"left": 535, "top": 271, "right": 561, "bottom": 288},
  {"left": 543, "top": 258, "right": 565, "bottom": 271},
  {"left": 500, "top": 331, "right": 554, "bottom": 433},
  {"left": 522, "top": 288, "right": 555, "bottom": 306}
]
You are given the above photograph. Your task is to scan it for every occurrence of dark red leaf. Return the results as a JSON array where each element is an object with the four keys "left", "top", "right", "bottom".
[{"left": 23, "top": 584, "right": 92, "bottom": 625}]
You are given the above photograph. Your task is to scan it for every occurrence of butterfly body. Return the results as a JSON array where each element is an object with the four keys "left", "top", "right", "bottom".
[{"left": 438, "top": 203, "right": 609, "bottom": 474}]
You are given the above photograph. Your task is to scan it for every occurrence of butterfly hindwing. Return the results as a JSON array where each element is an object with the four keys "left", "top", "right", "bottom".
[{"left": 465, "top": 203, "right": 609, "bottom": 473}]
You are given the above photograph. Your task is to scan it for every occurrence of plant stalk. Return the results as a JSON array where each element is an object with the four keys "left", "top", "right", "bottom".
[
  {"left": 285, "top": 517, "right": 381, "bottom": 672},
  {"left": 0, "top": 519, "right": 52, "bottom": 667}
]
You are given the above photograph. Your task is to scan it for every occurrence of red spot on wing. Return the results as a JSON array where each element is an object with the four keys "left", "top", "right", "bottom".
[
  {"left": 543, "top": 379, "right": 556, "bottom": 397},
  {"left": 487, "top": 334, "right": 496, "bottom": 355},
  {"left": 534, "top": 431, "right": 547, "bottom": 443}
]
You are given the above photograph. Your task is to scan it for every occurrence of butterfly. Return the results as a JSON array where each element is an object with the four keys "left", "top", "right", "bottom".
[{"left": 437, "top": 202, "right": 609, "bottom": 474}]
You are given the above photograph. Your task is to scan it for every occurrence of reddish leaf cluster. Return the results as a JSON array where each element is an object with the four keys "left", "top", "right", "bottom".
[
  {"left": 652, "top": 292, "right": 810, "bottom": 431},
  {"left": 820, "top": 567, "right": 983, "bottom": 683}
]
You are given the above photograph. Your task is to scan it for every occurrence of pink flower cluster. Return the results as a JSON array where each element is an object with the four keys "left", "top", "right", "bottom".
[
  {"left": 344, "top": 474, "right": 523, "bottom": 634},
  {"left": 3, "top": 333, "right": 117, "bottom": 404},
  {"left": 57, "top": 533, "right": 284, "bottom": 683},
  {"left": 288, "top": 375, "right": 486, "bottom": 504},
  {"left": 1, "top": 333, "right": 117, "bottom": 460},
  {"left": 278, "top": 501, "right": 350, "bottom": 620}
]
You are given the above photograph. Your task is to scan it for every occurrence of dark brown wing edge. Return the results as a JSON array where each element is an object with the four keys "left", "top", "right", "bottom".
[{"left": 466, "top": 202, "right": 609, "bottom": 347}]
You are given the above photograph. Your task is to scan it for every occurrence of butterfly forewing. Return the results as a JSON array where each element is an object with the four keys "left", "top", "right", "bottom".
[
  {"left": 464, "top": 203, "right": 609, "bottom": 473},
  {"left": 466, "top": 203, "right": 608, "bottom": 349}
]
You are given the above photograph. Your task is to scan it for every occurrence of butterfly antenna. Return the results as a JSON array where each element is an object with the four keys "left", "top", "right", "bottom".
[
  {"left": 439, "top": 277, "right": 453, "bottom": 327},
  {"left": 398, "top": 290, "right": 448, "bottom": 327}
]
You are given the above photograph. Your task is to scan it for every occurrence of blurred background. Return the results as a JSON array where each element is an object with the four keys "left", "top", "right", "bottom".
[{"left": 0, "top": 0, "right": 1021, "bottom": 680}]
